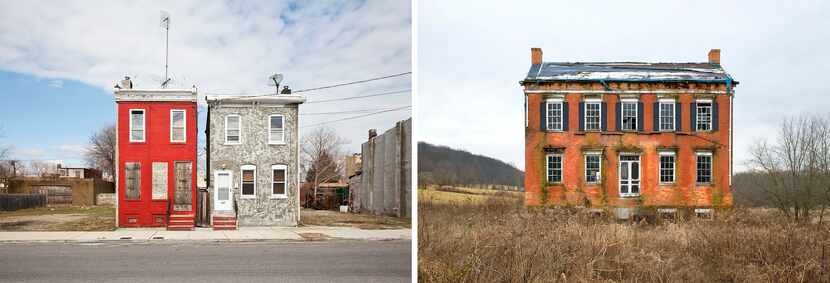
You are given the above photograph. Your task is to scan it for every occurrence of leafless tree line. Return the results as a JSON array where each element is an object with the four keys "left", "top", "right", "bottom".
[
  {"left": 301, "top": 127, "right": 346, "bottom": 200},
  {"left": 749, "top": 114, "right": 830, "bottom": 222}
]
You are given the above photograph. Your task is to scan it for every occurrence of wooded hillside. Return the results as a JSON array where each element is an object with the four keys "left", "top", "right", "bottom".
[{"left": 418, "top": 142, "right": 524, "bottom": 187}]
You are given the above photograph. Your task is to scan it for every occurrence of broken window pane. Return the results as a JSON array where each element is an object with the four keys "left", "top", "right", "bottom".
[
  {"left": 622, "top": 102, "right": 637, "bottom": 131},
  {"left": 125, "top": 162, "right": 140, "bottom": 200},
  {"left": 585, "top": 102, "right": 600, "bottom": 130},
  {"left": 696, "top": 102, "right": 712, "bottom": 131},
  {"left": 585, "top": 154, "right": 601, "bottom": 183}
]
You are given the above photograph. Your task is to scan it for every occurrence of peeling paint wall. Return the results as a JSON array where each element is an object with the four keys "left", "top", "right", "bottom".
[{"left": 208, "top": 102, "right": 299, "bottom": 226}]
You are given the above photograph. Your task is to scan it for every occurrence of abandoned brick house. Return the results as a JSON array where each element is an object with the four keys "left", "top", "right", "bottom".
[
  {"left": 114, "top": 85, "right": 198, "bottom": 229},
  {"left": 521, "top": 48, "right": 736, "bottom": 216},
  {"left": 206, "top": 93, "right": 305, "bottom": 228}
]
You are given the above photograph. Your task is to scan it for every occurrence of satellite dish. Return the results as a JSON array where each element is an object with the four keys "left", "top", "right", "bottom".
[{"left": 269, "top": 74, "right": 284, "bottom": 86}]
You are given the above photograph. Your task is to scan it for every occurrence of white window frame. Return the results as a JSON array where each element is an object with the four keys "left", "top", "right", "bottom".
[
  {"left": 696, "top": 151, "right": 713, "bottom": 184},
  {"left": 546, "top": 153, "right": 563, "bottom": 183},
  {"left": 621, "top": 99, "right": 638, "bottom": 131},
  {"left": 584, "top": 99, "right": 601, "bottom": 131},
  {"left": 270, "top": 164, "right": 288, "bottom": 199},
  {"left": 658, "top": 151, "right": 676, "bottom": 184},
  {"left": 225, "top": 114, "right": 242, "bottom": 145},
  {"left": 129, "top": 109, "right": 145, "bottom": 142},
  {"left": 696, "top": 99, "right": 713, "bottom": 132},
  {"left": 618, "top": 153, "right": 641, "bottom": 198},
  {"left": 659, "top": 99, "right": 676, "bottom": 131},
  {"left": 170, "top": 109, "right": 186, "bottom": 143},
  {"left": 545, "top": 98, "right": 563, "bottom": 131},
  {"left": 268, "top": 115, "right": 286, "bottom": 144},
  {"left": 584, "top": 152, "right": 602, "bottom": 184},
  {"left": 240, "top": 164, "right": 256, "bottom": 198}
]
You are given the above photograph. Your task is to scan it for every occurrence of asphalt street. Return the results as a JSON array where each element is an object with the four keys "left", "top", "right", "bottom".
[{"left": 0, "top": 240, "right": 411, "bottom": 282}]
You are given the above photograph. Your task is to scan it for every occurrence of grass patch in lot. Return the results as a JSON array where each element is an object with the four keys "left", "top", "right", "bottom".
[
  {"left": 301, "top": 208, "right": 410, "bottom": 229},
  {"left": 0, "top": 207, "right": 115, "bottom": 231},
  {"left": 419, "top": 186, "right": 523, "bottom": 205}
]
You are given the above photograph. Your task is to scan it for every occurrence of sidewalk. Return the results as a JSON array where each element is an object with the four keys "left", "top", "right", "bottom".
[{"left": 0, "top": 226, "right": 411, "bottom": 243}]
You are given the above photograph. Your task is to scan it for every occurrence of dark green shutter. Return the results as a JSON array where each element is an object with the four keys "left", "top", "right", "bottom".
[
  {"left": 675, "top": 102, "right": 682, "bottom": 131},
  {"left": 562, "top": 102, "right": 569, "bottom": 131},
  {"left": 690, "top": 102, "right": 697, "bottom": 132},
  {"left": 601, "top": 102, "right": 607, "bottom": 131},
  {"left": 712, "top": 101, "right": 719, "bottom": 131},
  {"left": 637, "top": 102, "right": 644, "bottom": 132},
  {"left": 579, "top": 102, "right": 584, "bottom": 131},
  {"left": 539, "top": 102, "right": 545, "bottom": 131},
  {"left": 652, "top": 102, "right": 659, "bottom": 132},
  {"left": 615, "top": 102, "right": 621, "bottom": 131}
]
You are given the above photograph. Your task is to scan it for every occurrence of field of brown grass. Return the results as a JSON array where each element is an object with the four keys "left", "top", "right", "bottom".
[{"left": 418, "top": 189, "right": 830, "bottom": 282}]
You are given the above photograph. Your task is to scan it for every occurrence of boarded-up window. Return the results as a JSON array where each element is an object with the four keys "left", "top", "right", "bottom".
[
  {"left": 241, "top": 166, "right": 255, "bottom": 196},
  {"left": 125, "top": 162, "right": 140, "bottom": 200},
  {"left": 174, "top": 161, "right": 192, "bottom": 211},
  {"left": 226, "top": 115, "right": 241, "bottom": 143},
  {"left": 152, "top": 162, "right": 168, "bottom": 200},
  {"left": 130, "top": 110, "right": 145, "bottom": 142},
  {"left": 269, "top": 115, "right": 284, "bottom": 144},
  {"left": 272, "top": 165, "right": 286, "bottom": 196},
  {"left": 170, "top": 110, "right": 185, "bottom": 142}
]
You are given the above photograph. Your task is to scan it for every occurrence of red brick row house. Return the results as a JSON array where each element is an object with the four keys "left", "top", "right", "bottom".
[
  {"left": 115, "top": 85, "right": 198, "bottom": 230},
  {"left": 521, "top": 48, "right": 736, "bottom": 217}
]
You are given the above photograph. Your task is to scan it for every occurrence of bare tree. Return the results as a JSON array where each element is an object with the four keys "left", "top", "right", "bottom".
[
  {"left": 85, "top": 125, "right": 115, "bottom": 180},
  {"left": 301, "top": 127, "right": 347, "bottom": 204},
  {"left": 749, "top": 115, "right": 830, "bottom": 222}
]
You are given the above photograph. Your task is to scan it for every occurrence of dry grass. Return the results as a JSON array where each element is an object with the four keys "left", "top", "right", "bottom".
[
  {"left": 0, "top": 207, "right": 115, "bottom": 231},
  {"left": 420, "top": 186, "right": 523, "bottom": 205},
  {"left": 300, "top": 208, "right": 410, "bottom": 229},
  {"left": 418, "top": 194, "right": 830, "bottom": 282}
]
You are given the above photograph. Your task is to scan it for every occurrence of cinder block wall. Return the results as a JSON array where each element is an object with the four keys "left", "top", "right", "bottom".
[{"left": 357, "top": 118, "right": 411, "bottom": 217}]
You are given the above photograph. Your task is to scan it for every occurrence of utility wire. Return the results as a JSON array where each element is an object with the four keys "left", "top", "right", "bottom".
[
  {"left": 304, "top": 89, "right": 410, "bottom": 104},
  {"left": 202, "top": 71, "right": 411, "bottom": 98},
  {"left": 300, "top": 106, "right": 411, "bottom": 129},
  {"left": 300, "top": 107, "right": 396, "bottom": 116}
]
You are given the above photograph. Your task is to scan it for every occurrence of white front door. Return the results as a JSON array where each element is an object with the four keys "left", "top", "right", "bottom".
[
  {"left": 214, "top": 171, "right": 233, "bottom": 212},
  {"left": 619, "top": 154, "right": 641, "bottom": 197}
]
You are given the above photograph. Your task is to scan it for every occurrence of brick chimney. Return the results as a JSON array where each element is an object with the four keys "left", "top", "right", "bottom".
[
  {"left": 708, "top": 49, "right": 721, "bottom": 65},
  {"left": 531, "top": 48, "right": 543, "bottom": 65}
]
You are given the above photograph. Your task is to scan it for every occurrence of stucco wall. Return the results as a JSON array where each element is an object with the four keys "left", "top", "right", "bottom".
[
  {"left": 208, "top": 102, "right": 299, "bottom": 226},
  {"left": 357, "top": 118, "right": 411, "bottom": 217}
]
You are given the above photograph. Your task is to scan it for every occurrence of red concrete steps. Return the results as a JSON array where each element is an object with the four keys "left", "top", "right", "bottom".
[
  {"left": 167, "top": 214, "right": 195, "bottom": 231},
  {"left": 212, "top": 215, "right": 237, "bottom": 230}
]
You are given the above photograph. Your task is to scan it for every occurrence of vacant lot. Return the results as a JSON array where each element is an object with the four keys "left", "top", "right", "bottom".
[
  {"left": 419, "top": 186, "right": 523, "bottom": 205},
  {"left": 418, "top": 188, "right": 830, "bottom": 282},
  {"left": 0, "top": 207, "right": 115, "bottom": 231},
  {"left": 301, "top": 208, "right": 410, "bottom": 229}
]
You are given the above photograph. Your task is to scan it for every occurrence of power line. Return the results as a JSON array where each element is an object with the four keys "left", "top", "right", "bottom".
[
  {"left": 300, "top": 107, "right": 397, "bottom": 116},
  {"left": 300, "top": 106, "right": 411, "bottom": 129},
  {"left": 202, "top": 71, "right": 411, "bottom": 98},
  {"left": 304, "top": 89, "right": 409, "bottom": 104}
]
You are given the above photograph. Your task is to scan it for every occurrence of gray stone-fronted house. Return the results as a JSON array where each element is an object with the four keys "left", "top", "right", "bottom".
[{"left": 206, "top": 95, "right": 305, "bottom": 228}]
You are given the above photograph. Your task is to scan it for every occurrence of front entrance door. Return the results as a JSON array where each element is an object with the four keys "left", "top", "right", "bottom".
[
  {"left": 174, "top": 161, "right": 192, "bottom": 211},
  {"left": 214, "top": 171, "right": 233, "bottom": 212},
  {"left": 619, "top": 154, "right": 640, "bottom": 197}
]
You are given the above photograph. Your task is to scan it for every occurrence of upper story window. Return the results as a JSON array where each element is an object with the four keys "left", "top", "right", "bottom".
[
  {"left": 129, "top": 109, "right": 145, "bottom": 142},
  {"left": 271, "top": 164, "right": 287, "bottom": 198},
  {"left": 546, "top": 154, "right": 562, "bottom": 183},
  {"left": 170, "top": 110, "right": 185, "bottom": 143},
  {"left": 241, "top": 165, "right": 256, "bottom": 198},
  {"left": 696, "top": 152, "right": 713, "bottom": 184},
  {"left": 696, "top": 100, "right": 713, "bottom": 131},
  {"left": 584, "top": 100, "right": 601, "bottom": 131},
  {"left": 269, "top": 115, "right": 285, "bottom": 144},
  {"left": 659, "top": 100, "right": 675, "bottom": 131},
  {"left": 546, "top": 99, "right": 563, "bottom": 131},
  {"left": 621, "top": 100, "right": 638, "bottom": 131},
  {"left": 659, "top": 151, "right": 676, "bottom": 184},
  {"left": 584, "top": 152, "right": 601, "bottom": 184},
  {"left": 225, "top": 115, "right": 241, "bottom": 144}
]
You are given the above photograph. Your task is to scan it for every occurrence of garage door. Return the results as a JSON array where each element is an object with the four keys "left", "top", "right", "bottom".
[{"left": 32, "top": 186, "right": 72, "bottom": 206}]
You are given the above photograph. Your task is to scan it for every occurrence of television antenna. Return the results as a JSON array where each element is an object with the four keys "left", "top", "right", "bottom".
[
  {"left": 160, "top": 11, "right": 171, "bottom": 88},
  {"left": 269, "top": 74, "right": 284, "bottom": 94}
]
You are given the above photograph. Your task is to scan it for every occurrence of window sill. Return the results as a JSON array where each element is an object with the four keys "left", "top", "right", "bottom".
[
  {"left": 658, "top": 183, "right": 676, "bottom": 186},
  {"left": 170, "top": 141, "right": 186, "bottom": 144},
  {"left": 224, "top": 142, "right": 242, "bottom": 146},
  {"left": 270, "top": 195, "right": 288, "bottom": 199},
  {"left": 696, "top": 183, "right": 713, "bottom": 186},
  {"left": 128, "top": 141, "right": 146, "bottom": 144},
  {"left": 268, "top": 142, "right": 287, "bottom": 145},
  {"left": 619, "top": 194, "right": 640, "bottom": 198},
  {"left": 240, "top": 195, "right": 256, "bottom": 199}
]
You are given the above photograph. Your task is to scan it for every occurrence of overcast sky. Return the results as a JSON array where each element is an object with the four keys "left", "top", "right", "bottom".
[
  {"left": 417, "top": 0, "right": 830, "bottom": 172},
  {"left": 0, "top": 0, "right": 411, "bottom": 166}
]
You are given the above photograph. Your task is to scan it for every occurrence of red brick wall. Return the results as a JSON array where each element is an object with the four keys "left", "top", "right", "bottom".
[{"left": 524, "top": 82, "right": 733, "bottom": 208}]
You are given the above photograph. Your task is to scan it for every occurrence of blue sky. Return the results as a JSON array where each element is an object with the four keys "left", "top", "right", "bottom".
[{"left": 0, "top": 0, "right": 411, "bottom": 168}]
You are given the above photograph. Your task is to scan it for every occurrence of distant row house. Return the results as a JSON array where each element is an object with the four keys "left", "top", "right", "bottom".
[
  {"left": 114, "top": 79, "right": 304, "bottom": 230},
  {"left": 521, "top": 48, "right": 736, "bottom": 218}
]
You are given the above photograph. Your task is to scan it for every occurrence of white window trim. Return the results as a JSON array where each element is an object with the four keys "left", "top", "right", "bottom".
[
  {"left": 584, "top": 99, "right": 602, "bottom": 131},
  {"left": 128, "top": 109, "right": 146, "bottom": 143},
  {"left": 225, "top": 114, "right": 242, "bottom": 145},
  {"left": 546, "top": 153, "right": 563, "bottom": 184},
  {"left": 268, "top": 115, "right": 286, "bottom": 145},
  {"left": 695, "top": 151, "right": 713, "bottom": 185},
  {"left": 658, "top": 100, "right": 676, "bottom": 131},
  {"left": 545, "top": 98, "right": 564, "bottom": 132},
  {"left": 584, "top": 152, "right": 602, "bottom": 184},
  {"left": 618, "top": 153, "right": 641, "bottom": 198},
  {"left": 621, "top": 100, "right": 638, "bottom": 131},
  {"left": 270, "top": 164, "right": 288, "bottom": 199},
  {"left": 658, "top": 151, "right": 676, "bottom": 185},
  {"left": 170, "top": 109, "right": 186, "bottom": 143},
  {"left": 240, "top": 164, "right": 256, "bottom": 199},
  {"left": 696, "top": 99, "right": 713, "bottom": 132}
]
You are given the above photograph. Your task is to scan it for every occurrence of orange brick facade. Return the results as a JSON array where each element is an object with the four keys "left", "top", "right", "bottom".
[{"left": 522, "top": 49, "right": 735, "bottom": 210}]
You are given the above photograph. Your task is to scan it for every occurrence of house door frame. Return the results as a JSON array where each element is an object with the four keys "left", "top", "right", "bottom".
[
  {"left": 618, "top": 154, "right": 641, "bottom": 197},
  {"left": 173, "top": 161, "right": 193, "bottom": 212},
  {"left": 213, "top": 170, "right": 233, "bottom": 212}
]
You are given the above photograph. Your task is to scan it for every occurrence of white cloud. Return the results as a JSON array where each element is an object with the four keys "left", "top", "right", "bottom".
[
  {"left": 56, "top": 144, "right": 88, "bottom": 157},
  {"left": 0, "top": 0, "right": 411, "bottom": 154},
  {"left": 12, "top": 147, "right": 45, "bottom": 160},
  {"left": 418, "top": 0, "right": 830, "bottom": 172},
  {"left": 48, "top": 79, "right": 63, "bottom": 88}
]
